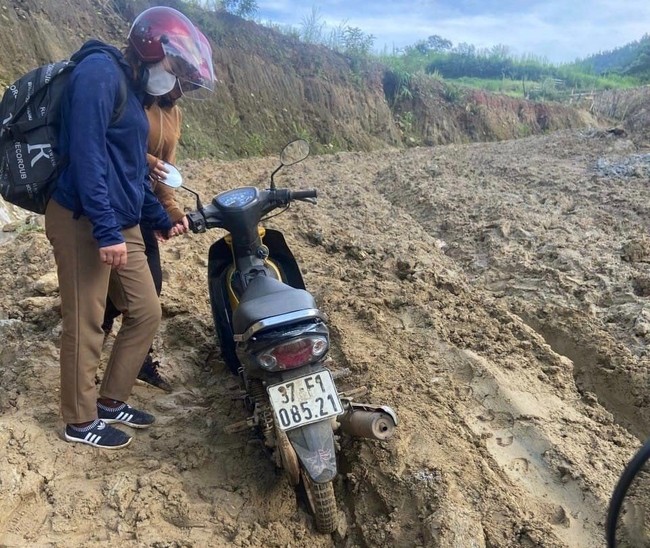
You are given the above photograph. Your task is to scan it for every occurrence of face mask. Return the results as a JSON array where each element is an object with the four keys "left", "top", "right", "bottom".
[{"left": 145, "top": 62, "right": 177, "bottom": 96}]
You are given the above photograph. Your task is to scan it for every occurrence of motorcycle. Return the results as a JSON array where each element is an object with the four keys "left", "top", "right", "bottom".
[{"left": 177, "top": 139, "right": 398, "bottom": 533}]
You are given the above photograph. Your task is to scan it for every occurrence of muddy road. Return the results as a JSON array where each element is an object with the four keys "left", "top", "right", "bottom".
[{"left": 0, "top": 127, "right": 648, "bottom": 547}]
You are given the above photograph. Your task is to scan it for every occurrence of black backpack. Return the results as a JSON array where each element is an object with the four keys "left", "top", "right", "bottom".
[{"left": 0, "top": 47, "right": 127, "bottom": 214}]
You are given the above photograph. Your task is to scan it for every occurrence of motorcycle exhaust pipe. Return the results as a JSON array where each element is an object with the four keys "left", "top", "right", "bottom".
[{"left": 338, "top": 408, "right": 397, "bottom": 441}]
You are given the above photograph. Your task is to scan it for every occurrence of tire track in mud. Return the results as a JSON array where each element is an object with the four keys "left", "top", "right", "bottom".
[
  {"left": 445, "top": 343, "right": 603, "bottom": 546},
  {"left": 326, "top": 138, "right": 642, "bottom": 546},
  {"left": 368, "top": 132, "right": 650, "bottom": 444},
  {"left": 518, "top": 310, "right": 650, "bottom": 440}
]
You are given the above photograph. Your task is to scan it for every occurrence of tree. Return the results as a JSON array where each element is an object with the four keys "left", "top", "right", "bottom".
[
  {"left": 426, "top": 35, "right": 453, "bottom": 52},
  {"left": 622, "top": 40, "right": 650, "bottom": 80},
  {"left": 203, "top": 0, "right": 258, "bottom": 18},
  {"left": 489, "top": 44, "right": 510, "bottom": 60},
  {"left": 342, "top": 27, "right": 375, "bottom": 56},
  {"left": 411, "top": 34, "right": 452, "bottom": 55}
]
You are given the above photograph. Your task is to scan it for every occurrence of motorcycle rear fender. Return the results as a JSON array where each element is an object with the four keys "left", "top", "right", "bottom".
[
  {"left": 208, "top": 229, "right": 307, "bottom": 375},
  {"left": 208, "top": 229, "right": 306, "bottom": 290},
  {"left": 286, "top": 420, "right": 337, "bottom": 483}
]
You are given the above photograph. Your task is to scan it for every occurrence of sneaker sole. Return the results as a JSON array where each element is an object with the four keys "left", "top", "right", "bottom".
[
  {"left": 135, "top": 377, "right": 173, "bottom": 392},
  {"left": 101, "top": 417, "right": 155, "bottom": 429},
  {"left": 64, "top": 432, "right": 132, "bottom": 449}
]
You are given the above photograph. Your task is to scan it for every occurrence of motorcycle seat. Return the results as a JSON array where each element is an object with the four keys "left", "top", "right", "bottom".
[{"left": 233, "top": 276, "right": 317, "bottom": 335}]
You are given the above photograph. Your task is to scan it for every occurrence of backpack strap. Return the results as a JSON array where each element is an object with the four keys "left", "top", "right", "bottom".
[{"left": 109, "top": 60, "right": 128, "bottom": 126}]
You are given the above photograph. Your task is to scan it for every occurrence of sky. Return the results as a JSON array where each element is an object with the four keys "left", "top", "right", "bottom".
[{"left": 255, "top": 0, "right": 650, "bottom": 63}]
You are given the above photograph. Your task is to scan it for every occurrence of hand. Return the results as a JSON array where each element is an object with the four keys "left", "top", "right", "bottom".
[
  {"left": 159, "top": 217, "right": 190, "bottom": 241},
  {"left": 153, "top": 230, "right": 169, "bottom": 242},
  {"left": 99, "top": 243, "right": 127, "bottom": 269},
  {"left": 172, "top": 216, "right": 189, "bottom": 236},
  {"left": 150, "top": 159, "right": 169, "bottom": 182}
]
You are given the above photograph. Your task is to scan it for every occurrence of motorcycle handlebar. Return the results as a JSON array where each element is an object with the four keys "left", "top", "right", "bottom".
[
  {"left": 187, "top": 187, "right": 318, "bottom": 234},
  {"left": 289, "top": 189, "right": 317, "bottom": 201}
]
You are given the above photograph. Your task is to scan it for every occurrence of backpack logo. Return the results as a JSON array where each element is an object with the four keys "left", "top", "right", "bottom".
[
  {"left": 27, "top": 143, "right": 53, "bottom": 168},
  {"left": 13, "top": 142, "right": 27, "bottom": 180}
]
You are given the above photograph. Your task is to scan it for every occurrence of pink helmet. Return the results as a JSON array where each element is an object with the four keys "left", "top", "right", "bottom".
[{"left": 128, "top": 7, "right": 215, "bottom": 95}]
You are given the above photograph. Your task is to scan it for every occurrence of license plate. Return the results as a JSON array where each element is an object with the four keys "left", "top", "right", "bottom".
[{"left": 268, "top": 371, "right": 343, "bottom": 431}]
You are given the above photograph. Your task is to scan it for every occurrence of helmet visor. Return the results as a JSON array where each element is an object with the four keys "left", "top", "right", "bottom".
[{"left": 161, "top": 32, "right": 215, "bottom": 99}]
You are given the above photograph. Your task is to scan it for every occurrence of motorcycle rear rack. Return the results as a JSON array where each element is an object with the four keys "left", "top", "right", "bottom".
[{"left": 233, "top": 308, "right": 323, "bottom": 342}]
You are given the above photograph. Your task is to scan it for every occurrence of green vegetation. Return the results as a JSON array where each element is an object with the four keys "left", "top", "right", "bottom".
[
  {"left": 179, "top": 0, "right": 648, "bottom": 104},
  {"left": 240, "top": 0, "right": 649, "bottom": 102},
  {"left": 259, "top": 6, "right": 375, "bottom": 58},
  {"left": 377, "top": 35, "right": 643, "bottom": 102},
  {"left": 576, "top": 34, "right": 650, "bottom": 79},
  {"left": 244, "top": 132, "right": 265, "bottom": 156},
  {"left": 177, "top": 1, "right": 649, "bottom": 104}
]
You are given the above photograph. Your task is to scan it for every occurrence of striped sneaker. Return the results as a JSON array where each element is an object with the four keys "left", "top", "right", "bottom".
[
  {"left": 64, "top": 419, "right": 132, "bottom": 449},
  {"left": 97, "top": 401, "right": 155, "bottom": 429}
]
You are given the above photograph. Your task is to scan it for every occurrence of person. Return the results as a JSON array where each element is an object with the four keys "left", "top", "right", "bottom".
[
  {"left": 44, "top": 6, "right": 215, "bottom": 449},
  {"left": 102, "top": 29, "right": 215, "bottom": 393},
  {"left": 102, "top": 85, "right": 187, "bottom": 393}
]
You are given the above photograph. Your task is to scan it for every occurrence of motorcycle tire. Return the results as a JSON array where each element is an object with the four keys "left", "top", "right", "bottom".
[
  {"left": 301, "top": 469, "right": 337, "bottom": 534},
  {"left": 208, "top": 268, "right": 240, "bottom": 374}
]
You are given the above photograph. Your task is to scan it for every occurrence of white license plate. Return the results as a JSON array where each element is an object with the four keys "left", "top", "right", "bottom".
[{"left": 268, "top": 371, "right": 343, "bottom": 431}]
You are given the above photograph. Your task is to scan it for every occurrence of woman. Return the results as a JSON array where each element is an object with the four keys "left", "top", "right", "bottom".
[
  {"left": 102, "top": 85, "right": 188, "bottom": 393},
  {"left": 45, "top": 7, "right": 215, "bottom": 449}
]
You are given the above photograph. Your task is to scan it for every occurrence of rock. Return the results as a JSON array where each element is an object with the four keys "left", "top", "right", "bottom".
[
  {"left": 33, "top": 272, "right": 59, "bottom": 295},
  {"left": 2, "top": 222, "right": 20, "bottom": 233},
  {"left": 621, "top": 237, "right": 650, "bottom": 263}
]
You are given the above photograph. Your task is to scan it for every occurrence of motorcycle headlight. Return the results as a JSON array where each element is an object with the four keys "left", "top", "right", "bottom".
[{"left": 257, "top": 335, "right": 329, "bottom": 371}]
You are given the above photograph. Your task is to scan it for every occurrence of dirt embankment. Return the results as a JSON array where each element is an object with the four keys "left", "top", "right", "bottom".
[
  {"left": 1, "top": 126, "right": 648, "bottom": 547},
  {"left": 0, "top": 0, "right": 599, "bottom": 160},
  {"left": 590, "top": 86, "right": 650, "bottom": 145}
]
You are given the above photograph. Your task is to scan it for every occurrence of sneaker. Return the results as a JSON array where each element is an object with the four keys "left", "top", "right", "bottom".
[
  {"left": 137, "top": 355, "right": 173, "bottom": 392},
  {"left": 64, "top": 419, "right": 132, "bottom": 449},
  {"left": 97, "top": 401, "right": 155, "bottom": 429}
]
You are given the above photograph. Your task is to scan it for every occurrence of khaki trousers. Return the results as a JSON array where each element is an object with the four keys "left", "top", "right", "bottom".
[{"left": 45, "top": 200, "right": 161, "bottom": 423}]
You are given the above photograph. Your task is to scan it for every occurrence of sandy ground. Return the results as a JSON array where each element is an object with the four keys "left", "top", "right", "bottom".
[{"left": 0, "top": 127, "right": 648, "bottom": 547}]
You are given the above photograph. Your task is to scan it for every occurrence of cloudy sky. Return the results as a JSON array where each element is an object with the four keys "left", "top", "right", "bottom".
[{"left": 255, "top": 0, "right": 650, "bottom": 63}]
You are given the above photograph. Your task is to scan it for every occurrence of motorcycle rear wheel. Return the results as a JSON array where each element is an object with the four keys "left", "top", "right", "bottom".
[{"left": 301, "top": 469, "right": 337, "bottom": 534}]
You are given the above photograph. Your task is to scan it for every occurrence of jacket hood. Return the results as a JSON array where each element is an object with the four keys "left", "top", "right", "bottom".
[
  {"left": 71, "top": 39, "right": 147, "bottom": 99},
  {"left": 71, "top": 40, "right": 132, "bottom": 77}
]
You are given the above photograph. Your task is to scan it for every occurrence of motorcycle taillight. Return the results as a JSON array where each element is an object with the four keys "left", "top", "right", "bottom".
[{"left": 257, "top": 335, "right": 328, "bottom": 371}]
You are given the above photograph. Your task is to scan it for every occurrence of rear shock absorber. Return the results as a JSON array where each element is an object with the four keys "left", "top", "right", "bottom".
[{"left": 249, "top": 379, "right": 275, "bottom": 447}]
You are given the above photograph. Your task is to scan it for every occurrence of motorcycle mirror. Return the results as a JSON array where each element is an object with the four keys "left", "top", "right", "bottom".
[
  {"left": 280, "top": 139, "right": 310, "bottom": 166},
  {"left": 156, "top": 162, "right": 183, "bottom": 189},
  {"left": 270, "top": 139, "right": 310, "bottom": 190},
  {"left": 180, "top": 185, "right": 204, "bottom": 212}
]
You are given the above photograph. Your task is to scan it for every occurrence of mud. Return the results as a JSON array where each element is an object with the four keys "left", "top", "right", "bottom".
[{"left": 0, "top": 127, "right": 648, "bottom": 547}]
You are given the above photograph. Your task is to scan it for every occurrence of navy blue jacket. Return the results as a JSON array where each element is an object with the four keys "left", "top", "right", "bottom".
[{"left": 52, "top": 41, "right": 172, "bottom": 248}]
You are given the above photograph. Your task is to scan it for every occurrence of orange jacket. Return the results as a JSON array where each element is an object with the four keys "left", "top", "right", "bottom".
[{"left": 146, "top": 102, "right": 185, "bottom": 223}]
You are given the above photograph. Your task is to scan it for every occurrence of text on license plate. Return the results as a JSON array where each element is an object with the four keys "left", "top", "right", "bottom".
[{"left": 268, "top": 371, "right": 343, "bottom": 431}]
